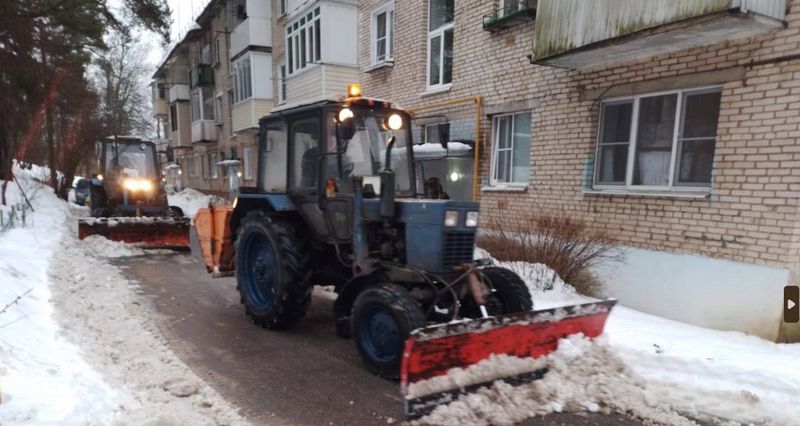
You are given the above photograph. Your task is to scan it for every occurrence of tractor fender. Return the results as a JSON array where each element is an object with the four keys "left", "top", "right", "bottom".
[
  {"left": 333, "top": 269, "right": 388, "bottom": 321},
  {"left": 230, "top": 193, "right": 297, "bottom": 238}
]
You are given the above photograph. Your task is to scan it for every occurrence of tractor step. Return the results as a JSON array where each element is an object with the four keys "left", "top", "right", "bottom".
[
  {"left": 78, "top": 217, "right": 191, "bottom": 250},
  {"left": 400, "top": 299, "right": 616, "bottom": 419}
]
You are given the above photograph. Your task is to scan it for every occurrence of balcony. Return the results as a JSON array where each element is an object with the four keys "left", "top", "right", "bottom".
[
  {"left": 169, "top": 84, "right": 190, "bottom": 103},
  {"left": 532, "top": 0, "right": 786, "bottom": 69},
  {"left": 153, "top": 99, "right": 169, "bottom": 117},
  {"left": 190, "top": 65, "right": 214, "bottom": 88},
  {"left": 230, "top": 16, "right": 272, "bottom": 58},
  {"left": 483, "top": 0, "right": 537, "bottom": 32},
  {"left": 191, "top": 120, "right": 218, "bottom": 143}
]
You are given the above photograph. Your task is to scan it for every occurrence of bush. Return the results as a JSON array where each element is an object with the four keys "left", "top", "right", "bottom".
[{"left": 477, "top": 213, "right": 622, "bottom": 296}]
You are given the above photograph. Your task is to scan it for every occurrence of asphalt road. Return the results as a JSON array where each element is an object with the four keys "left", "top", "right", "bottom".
[{"left": 115, "top": 246, "right": 639, "bottom": 425}]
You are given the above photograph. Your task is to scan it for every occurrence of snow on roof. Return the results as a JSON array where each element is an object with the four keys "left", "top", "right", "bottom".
[{"left": 216, "top": 160, "right": 241, "bottom": 166}]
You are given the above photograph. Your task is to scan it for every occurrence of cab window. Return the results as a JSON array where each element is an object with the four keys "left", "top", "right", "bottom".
[{"left": 290, "top": 117, "right": 320, "bottom": 190}]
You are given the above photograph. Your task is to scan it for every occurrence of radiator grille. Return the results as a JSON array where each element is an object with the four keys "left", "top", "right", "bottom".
[{"left": 442, "top": 231, "right": 476, "bottom": 270}]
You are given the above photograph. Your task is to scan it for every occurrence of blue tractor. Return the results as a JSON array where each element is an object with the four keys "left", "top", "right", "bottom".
[{"left": 202, "top": 86, "right": 534, "bottom": 378}]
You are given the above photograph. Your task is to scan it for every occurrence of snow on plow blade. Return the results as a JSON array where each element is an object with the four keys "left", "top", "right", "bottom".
[
  {"left": 78, "top": 217, "right": 191, "bottom": 250},
  {"left": 401, "top": 300, "right": 617, "bottom": 419}
]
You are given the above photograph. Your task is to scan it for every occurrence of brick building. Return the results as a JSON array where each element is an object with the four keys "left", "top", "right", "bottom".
[{"left": 358, "top": 0, "right": 800, "bottom": 340}]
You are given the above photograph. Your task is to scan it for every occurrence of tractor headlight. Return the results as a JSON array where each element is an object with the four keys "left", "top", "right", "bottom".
[
  {"left": 338, "top": 108, "right": 354, "bottom": 122},
  {"left": 444, "top": 210, "right": 459, "bottom": 227},
  {"left": 465, "top": 211, "right": 479, "bottom": 227},
  {"left": 123, "top": 178, "right": 138, "bottom": 191},
  {"left": 386, "top": 113, "right": 403, "bottom": 130},
  {"left": 139, "top": 180, "right": 153, "bottom": 192}
]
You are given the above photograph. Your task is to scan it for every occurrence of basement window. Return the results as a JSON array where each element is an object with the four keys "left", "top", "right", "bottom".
[{"left": 594, "top": 87, "right": 721, "bottom": 191}]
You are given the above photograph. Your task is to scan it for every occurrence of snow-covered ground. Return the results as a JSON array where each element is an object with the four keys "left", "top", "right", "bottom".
[
  {"left": 0, "top": 167, "right": 247, "bottom": 425},
  {"left": 413, "top": 251, "right": 800, "bottom": 425}
]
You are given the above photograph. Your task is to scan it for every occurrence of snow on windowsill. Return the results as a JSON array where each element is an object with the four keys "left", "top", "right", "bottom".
[
  {"left": 421, "top": 84, "right": 452, "bottom": 97},
  {"left": 584, "top": 188, "right": 711, "bottom": 199},
  {"left": 481, "top": 185, "right": 528, "bottom": 192},
  {"left": 363, "top": 61, "right": 394, "bottom": 73}
]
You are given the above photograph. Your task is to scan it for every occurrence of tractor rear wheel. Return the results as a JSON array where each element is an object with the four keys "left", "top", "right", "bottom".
[
  {"left": 235, "top": 211, "right": 312, "bottom": 329},
  {"left": 462, "top": 267, "right": 533, "bottom": 318},
  {"left": 351, "top": 283, "right": 425, "bottom": 379}
]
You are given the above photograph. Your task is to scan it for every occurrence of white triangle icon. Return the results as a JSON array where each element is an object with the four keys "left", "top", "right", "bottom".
[{"left": 789, "top": 299, "right": 797, "bottom": 310}]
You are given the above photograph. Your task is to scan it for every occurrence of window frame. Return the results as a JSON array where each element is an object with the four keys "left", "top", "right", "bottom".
[
  {"left": 278, "top": 61, "right": 287, "bottom": 104},
  {"left": 593, "top": 86, "right": 722, "bottom": 193},
  {"left": 370, "top": 2, "right": 395, "bottom": 66},
  {"left": 286, "top": 7, "right": 321, "bottom": 77},
  {"left": 489, "top": 111, "right": 531, "bottom": 188},
  {"left": 190, "top": 86, "right": 216, "bottom": 122},
  {"left": 210, "top": 152, "right": 218, "bottom": 179},
  {"left": 232, "top": 54, "right": 253, "bottom": 104},
  {"left": 426, "top": 0, "right": 454, "bottom": 91},
  {"left": 243, "top": 147, "right": 253, "bottom": 180}
]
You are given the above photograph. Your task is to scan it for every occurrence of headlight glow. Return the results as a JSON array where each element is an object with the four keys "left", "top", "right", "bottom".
[
  {"left": 139, "top": 180, "right": 153, "bottom": 191},
  {"left": 338, "top": 108, "right": 354, "bottom": 122},
  {"left": 386, "top": 113, "right": 403, "bottom": 130},
  {"left": 96, "top": 174, "right": 103, "bottom": 181},
  {"left": 122, "top": 179, "right": 153, "bottom": 192},
  {"left": 466, "top": 211, "right": 479, "bottom": 227},
  {"left": 444, "top": 210, "right": 459, "bottom": 227}
]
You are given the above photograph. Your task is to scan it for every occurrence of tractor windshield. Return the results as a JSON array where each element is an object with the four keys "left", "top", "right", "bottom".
[
  {"left": 336, "top": 109, "right": 412, "bottom": 196},
  {"left": 105, "top": 142, "right": 157, "bottom": 180}
]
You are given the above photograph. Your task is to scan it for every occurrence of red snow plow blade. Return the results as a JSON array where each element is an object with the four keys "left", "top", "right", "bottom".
[
  {"left": 78, "top": 217, "right": 191, "bottom": 250},
  {"left": 401, "top": 299, "right": 616, "bottom": 419}
]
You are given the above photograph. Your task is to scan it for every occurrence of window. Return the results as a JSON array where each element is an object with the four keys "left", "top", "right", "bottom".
[
  {"left": 499, "top": 0, "right": 525, "bottom": 16},
  {"left": 286, "top": 7, "right": 321, "bottom": 75},
  {"left": 214, "top": 37, "right": 222, "bottom": 65},
  {"left": 594, "top": 87, "right": 721, "bottom": 190},
  {"left": 209, "top": 153, "right": 218, "bottom": 179},
  {"left": 291, "top": 117, "right": 320, "bottom": 189},
  {"left": 200, "top": 43, "right": 211, "bottom": 65},
  {"left": 232, "top": 55, "right": 252, "bottom": 104},
  {"left": 278, "top": 62, "right": 287, "bottom": 103},
  {"left": 194, "top": 155, "right": 202, "bottom": 178},
  {"left": 170, "top": 104, "right": 178, "bottom": 131},
  {"left": 280, "top": 0, "right": 286, "bottom": 15},
  {"left": 424, "top": 123, "right": 450, "bottom": 145},
  {"left": 490, "top": 112, "right": 531, "bottom": 186},
  {"left": 215, "top": 94, "right": 223, "bottom": 124},
  {"left": 427, "top": 0, "right": 454, "bottom": 89},
  {"left": 227, "top": 89, "right": 235, "bottom": 135},
  {"left": 243, "top": 148, "right": 253, "bottom": 180},
  {"left": 371, "top": 3, "right": 395, "bottom": 65},
  {"left": 191, "top": 87, "right": 215, "bottom": 122}
]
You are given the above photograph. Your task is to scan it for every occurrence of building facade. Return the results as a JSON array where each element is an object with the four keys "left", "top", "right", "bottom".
[{"left": 358, "top": 0, "right": 799, "bottom": 340}]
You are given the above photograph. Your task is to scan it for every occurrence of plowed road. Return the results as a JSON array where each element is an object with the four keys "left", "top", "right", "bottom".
[{"left": 115, "top": 246, "right": 638, "bottom": 425}]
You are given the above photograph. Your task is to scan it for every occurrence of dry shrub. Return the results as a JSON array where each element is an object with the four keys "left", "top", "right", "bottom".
[{"left": 477, "top": 213, "right": 623, "bottom": 296}]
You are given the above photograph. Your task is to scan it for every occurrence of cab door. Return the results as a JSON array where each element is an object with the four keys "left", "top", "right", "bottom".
[{"left": 287, "top": 113, "right": 329, "bottom": 239}]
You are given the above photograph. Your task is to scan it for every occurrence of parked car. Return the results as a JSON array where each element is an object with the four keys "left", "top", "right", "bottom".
[{"left": 73, "top": 178, "right": 90, "bottom": 205}]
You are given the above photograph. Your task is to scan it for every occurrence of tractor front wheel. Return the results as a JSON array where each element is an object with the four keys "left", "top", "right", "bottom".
[
  {"left": 352, "top": 283, "right": 425, "bottom": 379},
  {"left": 235, "top": 211, "right": 312, "bottom": 329},
  {"left": 461, "top": 267, "right": 533, "bottom": 318}
]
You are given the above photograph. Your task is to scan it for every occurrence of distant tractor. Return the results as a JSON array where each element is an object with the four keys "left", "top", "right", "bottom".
[
  {"left": 78, "top": 136, "right": 190, "bottom": 249},
  {"left": 196, "top": 85, "right": 614, "bottom": 384}
]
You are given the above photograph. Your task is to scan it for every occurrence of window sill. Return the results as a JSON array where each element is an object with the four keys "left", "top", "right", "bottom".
[
  {"left": 421, "top": 84, "right": 452, "bottom": 97},
  {"left": 481, "top": 185, "right": 528, "bottom": 193},
  {"left": 364, "top": 61, "right": 394, "bottom": 73},
  {"left": 584, "top": 188, "right": 711, "bottom": 199}
]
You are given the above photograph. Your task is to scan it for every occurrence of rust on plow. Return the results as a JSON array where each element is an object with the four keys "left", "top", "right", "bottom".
[
  {"left": 401, "top": 300, "right": 616, "bottom": 419},
  {"left": 78, "top": 217, "right": 191, "bottom": 250}
]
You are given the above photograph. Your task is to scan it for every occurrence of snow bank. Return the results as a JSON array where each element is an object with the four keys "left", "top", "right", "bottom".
[
  {"left": 462, "top": 248, "right": 800, "bottom": 425},
  {"left": 413, "top": 335, "right": 692, "bottom": 426},
  {"left": 168, "top": 188, "right": 224, "bottom": 220},
  {"left": 78, "top": 235, "right": 147, "bottom": 258},
  {"left": 0, "top": 170, "right": 122, "bottom": 424}
]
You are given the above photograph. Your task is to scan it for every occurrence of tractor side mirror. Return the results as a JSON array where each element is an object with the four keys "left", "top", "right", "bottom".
[{"left": 337, "top": 120, "right": 356, "bottom": 142}]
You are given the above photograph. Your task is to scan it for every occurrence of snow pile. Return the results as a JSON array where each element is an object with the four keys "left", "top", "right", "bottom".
[
  {"left": 0, "top": 171, "right": 123, "bottom": 424},
  {"left": 413, "top": 335, "right": 691, "bottom": 426},
  {"left": 168, "top": 188, "right": 224, "bottom": 220},
  {"left": 469, "top": 247, "right": 800, "bottom": 425},
  {"left": 78, "top": 235, "right": 146, "bottom": 258},
  {"left": 51, "top": 230, "right": 248, "bottom": 425}
]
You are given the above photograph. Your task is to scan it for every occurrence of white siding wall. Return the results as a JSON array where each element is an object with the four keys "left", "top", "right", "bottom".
[
  {"left": 321, "top": 2, "right": 358, "bottom": 66},
  {"left": 252, "top": 52, "right": 274, "bottom": 99}
]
